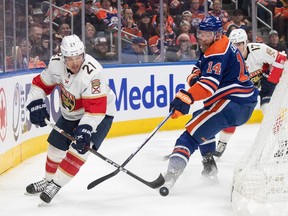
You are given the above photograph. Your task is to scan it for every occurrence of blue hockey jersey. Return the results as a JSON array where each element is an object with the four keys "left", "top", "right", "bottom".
[{"left": 189, "top": 35, "right": 259, "bottom": 108}]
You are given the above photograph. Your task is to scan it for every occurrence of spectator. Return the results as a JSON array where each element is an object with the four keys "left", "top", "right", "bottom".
[
  {"left": 166, "top": 33, "right": 197, "bottom": 61},
  {"left": 208, "top": 0, "right": 231, "bottom": 27},
  {"left": 89, "top": 37, "right": 117, "bottom": 63},
  {"left": 180, "top": 10, "right": 197, "bottom": 35},
  {"left": 94, "top": 0, "right": 118, "bottom": 31},
  {"left": 121, "top": 7, "right": 142, "bottom": 42},
  {"left": 85, "top": 22, "right": 97, "bottom": 55},
  {"left": 57, "top": 22, "right": 71, "bottom": 38},
  {"left": 225, "top": 24, "right": 237, "bottom": 37},
  {"left": 137, "top": 12, "right": 156, "bottom": 42},
  {"left": 29, "top": 8, "right": 45, "bottom": 25},
  {"left": 198, "top": 0, "right": 213, "bottom": 11},
  {"left": 223, "top": 9, "right": 246, "bottom": 34},
  {"left": 7, "top": 38, "right": 46, "bottom": 70},
  {"left": 274, "top": 1, "right": 288, "bottom": 42},
  {"left": 245, "top": 26, "right": 263, "bottom": 43},
  {"left": 73, "top": 0, "right": 100, "bottom": 36},
  {"left": 184, "top": 0, "right": 205, "bottom": 29},
  {"left": 152, "top": 3, "right": 176, "bottom": 30},
  {"left": 29, "top": 23, "right": 48, "bottom": 59},
  {"left": 176, "top": 20, "right": 197, "bottom": 48},
  {"left": 168, "top": 0, "right": 185, "bottom": 18},
  {"left": 267, "top": 30, "right": 287, "bottom": 53},
  {"left": 148, "top": 20, "right": 176, "bottom": 62},
  {"left": 121, "top": 37, "right": 148, "bottom": 64}
]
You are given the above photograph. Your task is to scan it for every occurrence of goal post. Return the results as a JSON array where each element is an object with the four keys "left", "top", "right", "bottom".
[{"left": 231, "top": 62, "right": 288, "bottom": 216}]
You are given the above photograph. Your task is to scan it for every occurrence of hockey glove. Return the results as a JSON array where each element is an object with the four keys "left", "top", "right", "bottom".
[
  {"left": 187, "top": 65, "right": 201, "bottom": 87},
  {"left": 26, "top": 99, "right": 50, "bottom": 127},
  {"left": 72, "top": 124, "right": 92, "bottom": 154},
  {"left": 170, "top": 89, "right": 194, "bottom": 119},
  {"left": 249, "top": 69, "right": 262, "bottom": 89},
  {"left": 267, "top": 51, "right": 286, "bottom": 84}
]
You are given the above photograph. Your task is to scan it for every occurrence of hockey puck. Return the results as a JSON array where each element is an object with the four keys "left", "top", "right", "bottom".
[{"left": 159, "top": 186, "right": 169, "bottom": 196}]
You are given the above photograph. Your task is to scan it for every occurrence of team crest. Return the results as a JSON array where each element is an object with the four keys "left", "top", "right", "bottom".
[
  {"left": 266, "top": 47, "right": 276, "bottom": 58},
  {"left": 60, "top": 84, "right": 76, "bottom": 111},
  {"left": 92, "top": 79, "right": 101, "bottom": 94}
]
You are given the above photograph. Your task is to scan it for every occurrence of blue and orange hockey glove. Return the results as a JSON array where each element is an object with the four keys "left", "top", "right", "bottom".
[
  {"left": 187, "top": 65, "right": 201, "bottom": 87},
  {"left": 169, "top": 89, "right": 194, "bottom": 119}
]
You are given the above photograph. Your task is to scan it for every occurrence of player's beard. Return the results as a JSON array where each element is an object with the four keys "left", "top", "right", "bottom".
[{"left": 199, "top": 40, "right": 214, "bottom": 53}]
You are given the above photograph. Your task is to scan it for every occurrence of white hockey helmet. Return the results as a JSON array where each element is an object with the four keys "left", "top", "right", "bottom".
[
  {"left": 60, "top": 34, "right": 85, "bottom": 57},
  {"left": 229, "top": 28, "right": 248, "bottom": 47}
]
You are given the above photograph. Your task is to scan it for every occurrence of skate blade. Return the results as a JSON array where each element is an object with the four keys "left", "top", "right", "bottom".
[
  {"left": 202, "top": 174, "right": 219, "bottom": 184},
  {"left": 24, "top": 192, "right": 39, "bottom": 196},
  {"left": 38, "top": 201, "right": 49, "bottom": 207}
]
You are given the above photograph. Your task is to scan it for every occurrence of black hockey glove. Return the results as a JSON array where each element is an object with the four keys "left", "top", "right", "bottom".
[
  {"left": 26, "top": 99, "right": 50, "bottom": 127},
  {"left": 169, "top": 89, "right": 194, "bottom": 119},
  {"left": 72, "top": 124, "right": 92, "bottom": 154}
]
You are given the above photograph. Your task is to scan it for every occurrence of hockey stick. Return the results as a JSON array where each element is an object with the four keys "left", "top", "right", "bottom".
[
  {"left": 44, "top": 119, "right": 166, "bottom": 189},
  {"left": 87, "top": 111, "right": 173, "bottom": 190},
  {"left": 162, "top": 153, "right": 172, "bottom": 161}
]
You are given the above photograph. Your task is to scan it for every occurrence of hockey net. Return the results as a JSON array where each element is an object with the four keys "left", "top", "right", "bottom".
[{"left": 231, "top": 62, "right": 288, "bottom": 216}]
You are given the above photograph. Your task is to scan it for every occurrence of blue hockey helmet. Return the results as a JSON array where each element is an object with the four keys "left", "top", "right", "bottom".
[{"left": 198, "top": 16, "right": 223, "bottom": 33}]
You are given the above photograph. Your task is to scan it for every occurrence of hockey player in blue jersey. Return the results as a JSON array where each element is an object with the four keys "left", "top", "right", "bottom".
[{"left": 159, "top": 16, "right": 259, "bottom": 196}]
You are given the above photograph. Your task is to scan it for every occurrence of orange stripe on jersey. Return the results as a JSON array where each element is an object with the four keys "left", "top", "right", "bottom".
[
  {"left": 32, "top": 74, "right": 57, "bottom": 95},
  {"left": 82, "top": 96, "right": 107, "bottom": 114},
  {"left": 172, "top": 148, "right": 190, "bottom": 157},
  {"left": 188, "top": 83, "right": 212, "bottom": 101},
  {"left": 204, "top": 87, "right": 254, "bottom": 107},
  {"left": 186, "top": 99, "right": 227, "bottom": 134},
  {"left": 200, "top": 79, "right": 218, "bottom": 91},
  {"left": 58, "top": 151, "right": 85, "bottom": 177},
  {"left": 205, "top": 35, "right": 230, "bottom": 57}
]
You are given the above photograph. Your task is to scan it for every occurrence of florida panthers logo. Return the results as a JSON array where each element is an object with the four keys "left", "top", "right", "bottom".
[{"left": 60, "top": 84, "right": 75, "bottom": 111}]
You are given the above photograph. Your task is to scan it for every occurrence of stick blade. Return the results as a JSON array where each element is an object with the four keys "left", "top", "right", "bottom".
[
  {"left": 148, "top": 173, "right": 165, "bottom": 189},
  {"left": 87, "top": 170, "right": 120, "bottom": 190}
]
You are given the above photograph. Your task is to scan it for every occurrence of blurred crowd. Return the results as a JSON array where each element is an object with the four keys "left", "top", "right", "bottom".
[{"left": 1, "top": 0, "right": 288, "bottom": 71}]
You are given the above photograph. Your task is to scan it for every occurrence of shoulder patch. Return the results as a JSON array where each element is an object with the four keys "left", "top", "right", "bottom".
[
  {"left": 91, "top": 79, "right": 101, "bottom": 94},
  {"left": 266, "top": 46, "right": 277, "bottom": 58}
]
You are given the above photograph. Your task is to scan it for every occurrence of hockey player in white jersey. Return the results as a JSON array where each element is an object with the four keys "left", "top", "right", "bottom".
[
  {"left": 25, "top": 34, "right": 116, "bottom": 203},
  {"left": 214, "top": 28, "right": 287, "bottom": 157}
]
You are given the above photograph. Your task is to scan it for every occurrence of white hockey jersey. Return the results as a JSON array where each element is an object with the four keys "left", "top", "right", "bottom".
[
  {"left": 26, "top": 53, "right": 116, "bottom": 132},
  {"left": 245, "top": 43, "right": 278, "bottom": 74}
]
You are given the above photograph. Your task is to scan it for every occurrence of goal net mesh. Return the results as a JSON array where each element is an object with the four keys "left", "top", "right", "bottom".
[{"left": 231, "top": 62, "right": 288, "bottom": 216}]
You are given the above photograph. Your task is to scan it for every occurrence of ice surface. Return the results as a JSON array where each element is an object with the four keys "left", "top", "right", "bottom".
[{"left": 0, "top": 124, "right": 260, "bottom": 216}]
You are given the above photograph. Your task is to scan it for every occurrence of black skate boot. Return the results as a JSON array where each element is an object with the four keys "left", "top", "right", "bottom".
[
  {"left": 202, "top": 152, "right": 218, "bottom": 178},
  {"left": 26, "top": 179, "right": 48, "bottom": 195},
  {"left": 214, "top": 141, "right": 227, "bottom": 158},
  {"left": 40, "top": 180, "right": 61, "bottom": 203}
]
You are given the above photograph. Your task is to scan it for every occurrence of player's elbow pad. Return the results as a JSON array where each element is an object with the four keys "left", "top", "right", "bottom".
[
  {"left": 268, "top": 52, "right": 286, "bottom": 84},
  {"left": 187, "top": 65, "right": 201, "bottom": 87}
]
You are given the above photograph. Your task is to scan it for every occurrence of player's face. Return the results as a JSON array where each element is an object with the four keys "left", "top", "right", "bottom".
[
  {"left": 233, "top": 42, "right": 246, "bottom": 55},
  {"left": 64, "top": 54, "right": 84, "bottom": 74},
  {"left": 197, "top": 30, "right": 215, "bottom": 52}
]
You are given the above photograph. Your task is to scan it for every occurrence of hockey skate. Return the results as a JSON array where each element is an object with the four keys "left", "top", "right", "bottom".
[
  {"left": 202, "top": 152, "right": 218, "bottom": 179},
  {"left": 39, "top": 180, "right": 61, "bottom": 204},
  {"left": 159, "top": 171, "right": 180, "bottom": 197},
  {"left": 25, "top": 179, "right": 48, "bottom": 195},
  {"left": 214, "top": 141, "right": 227, "bottom": 158}
]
